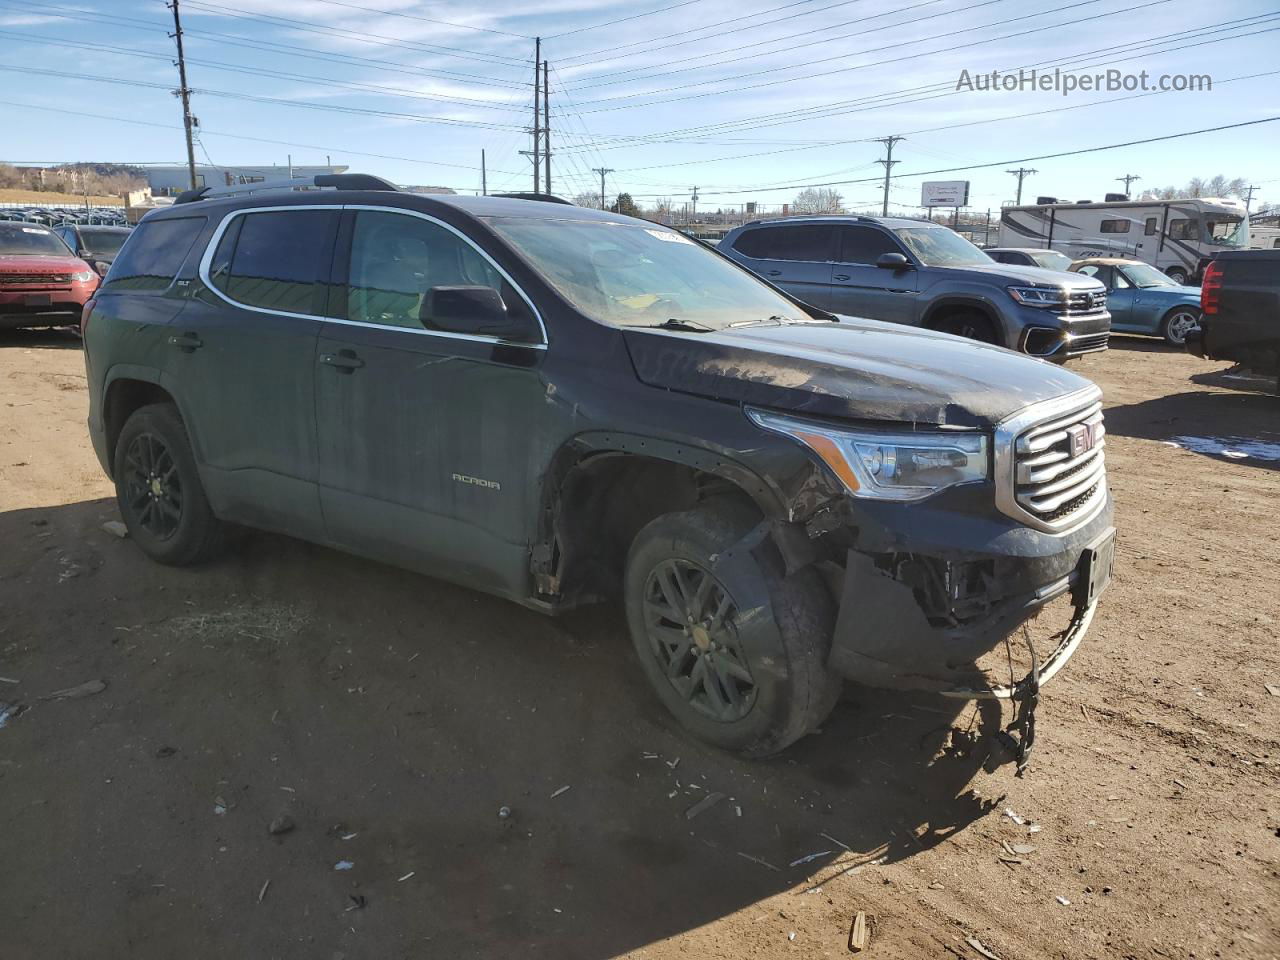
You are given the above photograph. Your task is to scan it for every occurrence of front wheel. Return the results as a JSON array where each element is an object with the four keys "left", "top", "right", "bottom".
[
  {"left": 1160, "top": 306, "right": 1200, "bottom": 347},
  {"left": 623, "top": 501, "right": 841, "bottom": 757},
  {"left": 113, "top": 403, "right": 224, "bottom": 565}
]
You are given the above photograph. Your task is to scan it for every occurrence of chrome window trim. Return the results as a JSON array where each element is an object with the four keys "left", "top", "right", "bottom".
[
  {"left": 994, "top": 385, "right": 1108, "bottom": 535},
  {"left": 196, "top": 203, "right": 548, "bottom": 349}
]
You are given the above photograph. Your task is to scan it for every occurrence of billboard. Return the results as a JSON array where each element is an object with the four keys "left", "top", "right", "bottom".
[{"left": 921, "top": 180, "right": 970, "bottom": 207}]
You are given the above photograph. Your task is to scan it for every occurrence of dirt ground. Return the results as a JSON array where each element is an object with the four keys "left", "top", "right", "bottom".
[{"left": 1, "top": 329, "right": 1277, "bottom": 960}]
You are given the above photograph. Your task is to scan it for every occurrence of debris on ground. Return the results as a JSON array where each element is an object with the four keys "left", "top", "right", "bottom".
[
  {"left": 1265, "top": 683, "right": 1280, "bottom": 697},
  {"left": 849, "top": 910, "right": 869, "bottom": 952},
  {"left": 213, "top": 796, "right": 228, "bottom": 816},
  {"left": 498, "top": 806, "right": 512, "bottom": 819},
  {"left": 257, "top": 880, "right": 270, "bottom": 904},
  {"left": 268, "top": 814, "right": 295, "bottom": 836},
  {"left": 820, "top": 832, "right": 852, "bottom": 851},
  {"left": 1003, "top": 808, "right": 1026, "bottom": 826},
  {"left": 550, "top": 785, "right": 570, "bottom": 799},
  {"left": 41, "top": 679, "right": 106, "bottom": 701},
  {"left": 0, "top": 676, "right": 18, "bottom": 684},
  {"left": 788, "top": 850, "right": 832, "bottom": 868},
  {"left": 684, "top": 791, "right": 726, "bottom": 820},
  {"left": 345, "top": 894, "right": 367, "bottom": 912},
  {"left": 1055, "top": 895, "right": 1071, "bottom": 906},
  {"left": 1010, "top": 844, "right": 1037, "bottom": 855},
  {"left": 101, "top": 520, "right": 128, "bottom": 539},
  {"left": 787, "top": 931, "right": 796, "bottom": 941},
  {"left": 966, "top": 935, "right": 1003, "bottom": 960},
  {"left": 334, "top": 861, "right": 355, "bottom": 871},
  {"left": 155, "top": 745, "right": 177, "bottom": 759},
  {"left": 397, "top": 871, "right": 415, "bottom": 882}
]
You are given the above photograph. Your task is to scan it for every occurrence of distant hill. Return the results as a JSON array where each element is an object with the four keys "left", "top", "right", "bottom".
[{"left": 0, "top": 162, "right": 146, "bottom": 198}]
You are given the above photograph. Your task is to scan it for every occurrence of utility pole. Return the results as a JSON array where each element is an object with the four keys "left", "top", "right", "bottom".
[
  {"left": 690, "top": 186, "right": 699, "bottom": 223},
  {"left": 593, "top": 168, "right": 614, "bottom": 210},
  {"left": 1244, "top": 184, "right": 1260, "bottom": 212},
  {"left": 1006, "top": 167, "right": 1037, "bottom": 205},
  {"left": 874, "top": 136, "right": 904, "bottom": 217},
  {"left": 167, "top": 0, "right": 198, "bottom": 191},
  {"left": 1116, "top": 173, "right": 1141, "bottom": 196},
  {"left": 481, "top": 149, "right": 487, "bottom": 196},
  {"left": 542, "top": 60, "right": 551, "bottom": 195},
  {"left": 531, "top": 37, "right": 541, "bottom": 194}
]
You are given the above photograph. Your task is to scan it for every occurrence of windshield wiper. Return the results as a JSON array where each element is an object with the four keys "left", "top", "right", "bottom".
[{"left": 646, "top": 318, "right": 715, "bottom": 332}]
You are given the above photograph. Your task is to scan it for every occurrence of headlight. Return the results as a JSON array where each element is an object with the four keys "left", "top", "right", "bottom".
[
  {"left": 747, "top": 409, "right": 989, "bottom": 501},
  {"left": 1007, "top": 285, "right": 1067, "bottom": 309},
  {"left": 71, "top": 270, "right": 95, "bottom": 282}
]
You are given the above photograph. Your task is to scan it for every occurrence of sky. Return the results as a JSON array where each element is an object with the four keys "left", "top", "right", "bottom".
[{"left": 1, "top": 0, "right": 1277, "bottom": 213}]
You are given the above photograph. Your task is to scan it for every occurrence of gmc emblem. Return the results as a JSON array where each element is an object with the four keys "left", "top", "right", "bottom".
[{"left": 1067, "top": 421, "right": 1102, "bottom": 458}]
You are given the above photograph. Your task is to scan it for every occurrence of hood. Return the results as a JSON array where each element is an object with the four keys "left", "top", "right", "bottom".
[
  {"left": 0, "top": 254, "right": 90, "bottom": 273},
  {"left": 623, "top": 317, "right": 1094, "bottom": 428},
  {"left": 948, "top": 262, "right": 1104, "bottom": 288},
  {"left": 1147, "top": 284, "right": 1202, "bottom": 302}
]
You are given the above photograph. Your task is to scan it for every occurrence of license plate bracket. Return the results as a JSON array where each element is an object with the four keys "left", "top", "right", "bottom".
[
  {"left": 1079, "top": 528, "right": 1116, "bottom": 606},
  {"left": 23, "top": 294, "right": 52, "bottom": 307}
]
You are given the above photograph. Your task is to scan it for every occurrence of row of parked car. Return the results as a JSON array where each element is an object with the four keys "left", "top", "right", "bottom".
[
  {"left": 0, "top": 206, "right": 128, "bottom": 227},
  {"left": 0, "top": 220, "right": 130, "bottom": 330}
]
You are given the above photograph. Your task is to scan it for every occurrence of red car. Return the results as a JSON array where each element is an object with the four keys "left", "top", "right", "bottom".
[{"left": 0, "top": 221, "right": 100, "bottom": 330}]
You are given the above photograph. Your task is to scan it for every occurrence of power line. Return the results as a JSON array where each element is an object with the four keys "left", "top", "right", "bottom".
[
  {"left": 181, "top": 0, "right": 531, "bottom": 68},
  {"left": 289, "top": 0, "right": 528, "bottom": 39},
  {"left": 554, "top": 14, "right": 1280, "bottom": 154},
  {"left": 567, "top": 0, "right": 1172, "bottom": 107},
  {"left": 3, "top": 0, "right": 531, "bottom": 91},
  {"left": 0, "top": 98, "right": 526, "bottom": 177},
  {"left": 623, "top": 117, "right": 1280, "bottom": 199},
  {"left": 545, "top": 0, "right": 707, "bottom": 39},
  {"left": 0, "top": 30, "right": 531, "bottom": 113}
]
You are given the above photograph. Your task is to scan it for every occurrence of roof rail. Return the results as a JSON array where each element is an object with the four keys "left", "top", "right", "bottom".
[
  {"left": 491, "top": 192, "right": 575, "bottom": 205},
  {"left": 174, "top": 173, "right": 399, "bottom": 204}
]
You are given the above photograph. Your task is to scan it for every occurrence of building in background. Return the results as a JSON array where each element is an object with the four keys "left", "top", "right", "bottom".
[{"left": 142, "top": 164, "right": 350, "bottom": 196}]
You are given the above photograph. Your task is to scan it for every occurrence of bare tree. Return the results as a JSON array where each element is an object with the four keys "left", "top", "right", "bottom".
[
  {"left": 1140, "top": 176, "right": 1250, "bottom": 201},
  {"left": 791, "top": 187, "right": 845, "bottom": 215}
]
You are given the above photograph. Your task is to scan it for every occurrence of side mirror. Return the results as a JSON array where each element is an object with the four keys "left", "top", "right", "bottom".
[
  {"left": 421, "top": 285, "right": 532, "bottom": 341},
  {"left": 876, "top": 252, "right": 911, "bottom": 270}
]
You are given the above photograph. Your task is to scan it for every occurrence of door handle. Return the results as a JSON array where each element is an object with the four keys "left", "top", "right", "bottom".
[
  {"left": 320, "top": 350, "right": 365, "bottom": 372},
  {"left": 767, "top": 269, "right": 782, "bottom": 276},
  {"left": 168, "top": 332, "right": 202, "bottom": 352},
  {"left": 834, "top": 274, "right": 851, "bottom": 281}
]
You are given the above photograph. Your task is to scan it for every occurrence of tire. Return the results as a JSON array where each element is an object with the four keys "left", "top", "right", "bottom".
[
  {"left": 1165, "top": 267, "right": 1189, "bottom": 285},
  {"left": 623, "top": 500, "right": 842, "bottom": 758},
  {"left": 113, "top": 402, "right": 224, "bottom": 565},
  {"left": 936, "top": 310, "right": 1000, "bottom": 345},
  {"left": 1160, "top": 306, "right": 1200, "bottom": 347}
]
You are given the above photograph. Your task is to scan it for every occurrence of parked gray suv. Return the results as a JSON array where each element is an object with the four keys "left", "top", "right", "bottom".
[{"left": 720, "top": 216, "right": 1111, "bottom": 360}]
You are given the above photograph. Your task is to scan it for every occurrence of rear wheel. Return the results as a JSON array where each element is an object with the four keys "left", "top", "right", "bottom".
[
  {"left": 113, "top": 403, "right": 224, "bottom": 565},
  {"left": 623, "top": 500, "right": 841, "bottom": 757},
  {"left": 1160, "top": 306, "right": 1200, "bottom": 347},
  {"left": 936, "top": 310, "right": 1000, "bottom": 345}
]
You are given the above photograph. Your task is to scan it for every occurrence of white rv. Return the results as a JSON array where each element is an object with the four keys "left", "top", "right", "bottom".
[
  {"left": 1249, "top": 223, "right": 1280, "bottom": 250},
  {"left": 998, "top": 197, "right": 1249, "bottom": 284}
]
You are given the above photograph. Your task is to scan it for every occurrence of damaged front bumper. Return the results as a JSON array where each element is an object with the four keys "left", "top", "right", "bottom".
[{"left": 824, "top": 489, "right": 1115, "bottom": 699}]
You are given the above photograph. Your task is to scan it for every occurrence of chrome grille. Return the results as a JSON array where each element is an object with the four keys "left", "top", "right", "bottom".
[
  {"left": 1061, "top": 290, "right": 1108, "bottom": 315},
  {"left": 0, "top": 273, "right": 73, "bottom": 288},
  {"left": 995, "top": 389, "right": 1108, "bottom": 532}
]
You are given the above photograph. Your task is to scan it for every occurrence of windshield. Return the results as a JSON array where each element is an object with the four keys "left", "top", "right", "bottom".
[
  {"left": 0, "top": 223, "right": 71, "bottom": 256},
  {"left": 484, "top": 217, "right": 810, "bottom": 329},
  {"left": 1120, "top": 262, "right": 1178, "bottom": 287},
  {"left": 1206, "top": 214, "right": 1247, "bottom": 248},
  {"left": 892, "top": 227, "right": 992, "bottom": 267},
  {"left": 80, "top": 228, "right": 129, "bottom": 257},
  {"left": 1029, "top": 250, "right": 1073, "bottom": 271}
]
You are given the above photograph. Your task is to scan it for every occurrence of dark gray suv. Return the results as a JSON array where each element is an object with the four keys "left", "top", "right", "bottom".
[
  {"left": 720, "top": 216, "right": 1111, "bottom": 360},
  {"left": 82, "top": 175, "right": 1114, "bottom": 763}
]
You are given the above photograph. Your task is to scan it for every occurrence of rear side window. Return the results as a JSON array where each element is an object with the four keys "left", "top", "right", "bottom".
[
  {"left": 1099, "top": 219, "right": 1130, "bottom": 234},
  {"left": 732, "top": 224, "right": 834, "bottom": 262},
  {"left": 210, "top": 210, "right": 338, "bottom": 315},
  {"left": 1144, "top": 217, "right": 1158, "bottom": 235},
  {"left": 837, "top": 225, "right": 902, "bottom": 264},
  {"left": 105, "top": 217, "right": 206, "bottom": 293}
]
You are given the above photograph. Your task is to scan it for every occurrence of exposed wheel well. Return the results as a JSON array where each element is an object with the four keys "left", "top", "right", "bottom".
[
  {"left": 543, "top": 453, "right": 764, "bottom": 604},
  {"left": 923, "top": 302, "right": 1002, "bottom": 345},
  {"left": 104, "top": 379, "right": 177, "bottom": 477}
]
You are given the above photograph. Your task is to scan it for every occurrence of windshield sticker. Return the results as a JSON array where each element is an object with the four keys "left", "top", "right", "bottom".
[{"left": 645, "top": 228, "right": 693, "bottom": 244}]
